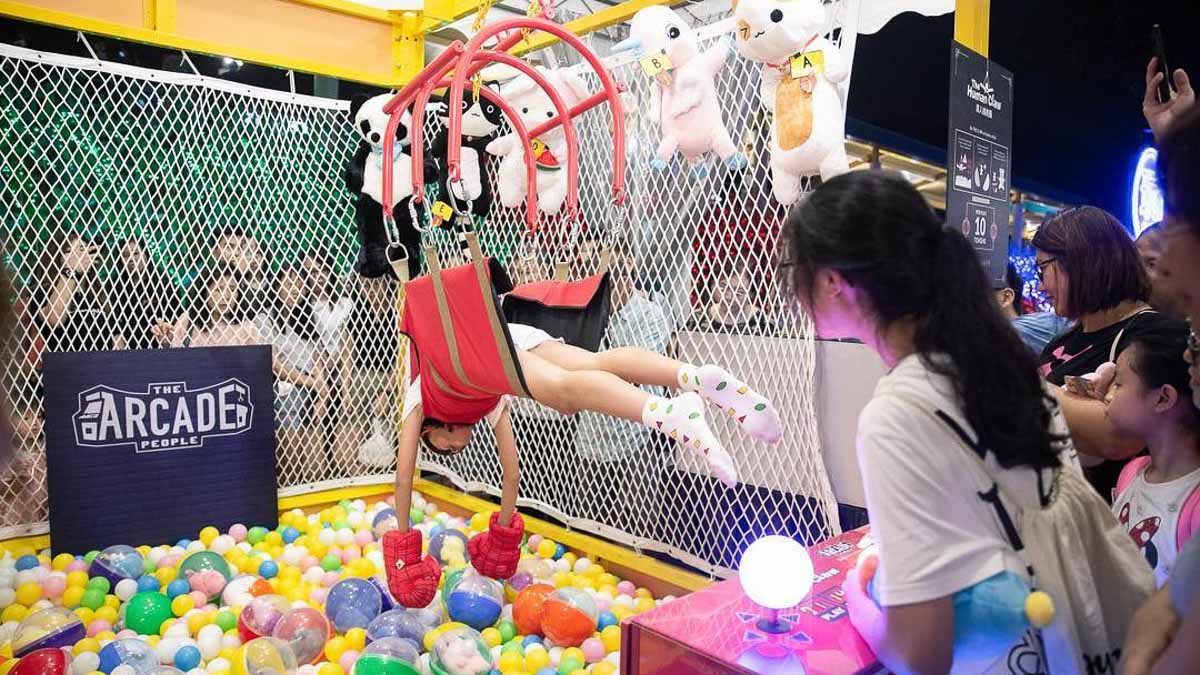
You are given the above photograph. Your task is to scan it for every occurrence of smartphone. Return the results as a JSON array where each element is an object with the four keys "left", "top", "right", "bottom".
[
  {"left": 1152, "top": 24, "right": 1172, "bottom": 104},
  {"left": 1063, "top": 375, "right": 1098, "bottom": 400}
]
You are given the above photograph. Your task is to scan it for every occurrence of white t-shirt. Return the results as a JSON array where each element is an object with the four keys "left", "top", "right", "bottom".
[
  {"left": 858, "top": 354, "right": 1078, "bottom": 674},
  {"left": 1112, "top": 464, "right": 1200, "bottom": 588},
  {"left": 400, "top": 375, "right": 508, "bottom": 429}
]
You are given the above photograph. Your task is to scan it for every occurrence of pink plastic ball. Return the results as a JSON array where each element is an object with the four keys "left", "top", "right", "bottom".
[
  {"left": 66, "top": 560, "right": 88, "bottom": 574},
  {"left": 300, "top": 557, "right": 320, "bottom": 570},
  {"left": 309, "top": 588, "right": 328, "bottom": 605},
  {"left": 341, "top": 548, "right": 361, "bottom": 564},
  {"left": 116, "top": 629, "right": 137, "bottom": 640},
  {"left": 527, "top": 535, "right": 543, "bottom": 550},
  {"left": 189, "top": 590, "right": 209, "bottom": 608},
  {"left": 355, "top": 531, "right": 374, "bottom": 547},
  {"left": 42, "top": 576, "right": 67, "bottom": 599},
  {"left": 595, "top": 597, "right": 611, "bottom": 613},
  {"left": 581, "top": 638, "right": 606, "bottom": 663},
  {"left": 160, "top": 555, "right": 183, "bottom": 569},
  {"left": 338, "top": 650, "right": 360, "bottom": 672},
  {"left": 321, "top": 572, "right": 340, "bottom": 588},
  {"left": 229, "top": 524, "right": 248, "bottom": 542},
  {"left": 88, "top": 619, "right": 113, "bottom": 637},
  {"left": 616, "top": 581, "right": 636, "bottom": 597}
]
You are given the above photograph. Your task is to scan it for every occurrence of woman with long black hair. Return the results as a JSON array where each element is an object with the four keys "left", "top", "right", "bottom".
[{"left": 782, "top": 170, "right": 1150, "bottom": 673}]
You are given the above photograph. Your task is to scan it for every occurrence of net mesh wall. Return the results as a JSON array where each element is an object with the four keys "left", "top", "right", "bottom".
[{"left": 416, "top": 4, "right": 858, "bottom": 577}]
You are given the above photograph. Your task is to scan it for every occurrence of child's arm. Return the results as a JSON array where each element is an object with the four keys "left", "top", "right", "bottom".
[
  {"left": 382, "top": 402, "right": 443, "bottom": 608},
  {"left": 393, "top": 406, "right": 424, "bottom": 534},
  {"left": 494, "top": 406, "right": 520, "bottom": 527}
]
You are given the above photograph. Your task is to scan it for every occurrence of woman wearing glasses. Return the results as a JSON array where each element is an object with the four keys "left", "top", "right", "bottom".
[{"left": 1033, "top": 206, "right": 1174, "bottom": 501}]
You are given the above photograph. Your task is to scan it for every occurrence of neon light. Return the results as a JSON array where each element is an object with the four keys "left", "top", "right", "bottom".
[{"left": 1131, "top": 146, "right": 1164, "bottom": 237}]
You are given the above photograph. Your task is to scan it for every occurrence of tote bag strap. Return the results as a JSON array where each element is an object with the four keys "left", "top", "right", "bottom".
[{"left": 1109, "top": 309, "right": 1157, "bottom": 362}]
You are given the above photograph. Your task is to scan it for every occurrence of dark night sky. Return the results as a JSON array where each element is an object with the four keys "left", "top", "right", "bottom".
[
  {"left": 5, "top": 2, "right": 1199, "bottom": 224},
  {"left": 848, "top": 2, "right": 1199, "bottom": 222}
]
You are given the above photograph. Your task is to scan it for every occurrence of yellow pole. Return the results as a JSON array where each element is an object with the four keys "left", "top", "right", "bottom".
[
  {"left": 954, "top": 0, "right": 990, "bottom": 56},
  {"left": 392, "top": 10, "right": 425, "bottom": 84}
]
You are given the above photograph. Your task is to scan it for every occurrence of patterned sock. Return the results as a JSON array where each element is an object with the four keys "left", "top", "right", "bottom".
[
  {"left": 677, "top": 364, "right": 783, "bottom": 445},
  {"left": 642, "top": 392, "right": 738, "bottom": 486}
]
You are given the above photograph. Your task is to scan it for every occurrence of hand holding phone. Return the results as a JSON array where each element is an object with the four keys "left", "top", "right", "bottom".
[{"left": 1143, "top": 26, "right": 1195, "bottom": 140}]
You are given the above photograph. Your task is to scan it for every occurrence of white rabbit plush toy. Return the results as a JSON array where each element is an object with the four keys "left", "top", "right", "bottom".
[
  {"left": 733, "top": 0, "right": 850, "bottom": 205},
  {"left": 486, "top": 67, "right": 590, "bottom": 215}
]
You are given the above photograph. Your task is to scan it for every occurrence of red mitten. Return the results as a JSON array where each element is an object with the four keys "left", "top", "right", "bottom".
[
  {"left": 468, "top": 512, "right": 525, "bottom": 579},
  {"left": 382, "top": 529, "right": 441, "bottom": 608}
]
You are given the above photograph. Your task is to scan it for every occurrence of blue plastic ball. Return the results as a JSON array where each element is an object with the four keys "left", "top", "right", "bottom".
[
  {"left": 174, "top": 645, "right": 201, "bottom": 671},
  {"left": 281, "top": 527, "right": 300, "bottom": 544},
  {"left": 15, "top": 555, "right": 39, "bottom": 571},
  {"left": 166, "top": 579, "right": 191, "bottom": 599},
  {"left": 597, "top": 611, "right": 618, "bottom": 630},
  {"left": 429, "top": 524, "right": 445, "bottom": 539},
  {"left": 552, "top": 543, "right": 566, "bottom": 560},
  {"left": 258, "top": 560, "right": 279, "bottom": 579},
  {"left": 522, "top": 635, "right": 543, "bottom": 649},
  {"left": 176, "top": 539, "right": 191, "bottom": 548},
  {"left": 537, "top": 668, "right": 557, "bottom": 675},
  {"left": 136, "top": 576, "right": 161, "bottom": 593}
]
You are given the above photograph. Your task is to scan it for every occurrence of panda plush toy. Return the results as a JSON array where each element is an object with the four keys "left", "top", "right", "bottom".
[
  {"left": 343, "top": 93, "right": 423, "bottom": 279},
  {"left": 424, "top": 81, "right": 504, "bottom": 220}
]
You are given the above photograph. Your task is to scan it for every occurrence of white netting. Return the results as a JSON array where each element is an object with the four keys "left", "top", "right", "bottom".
[{"left": 416, "top": 5, "right": 857, "bottom": 577}]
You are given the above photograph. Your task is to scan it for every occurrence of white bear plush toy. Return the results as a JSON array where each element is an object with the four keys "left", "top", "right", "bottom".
[
  {"left": 486, "top": 67, "right": 590, "bottom": 215},
  {"left": 733, "top": 0, "right": 850, "bottom": 205}
]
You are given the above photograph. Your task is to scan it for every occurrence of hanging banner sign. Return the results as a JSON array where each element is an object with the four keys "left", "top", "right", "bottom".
[{"left": 947, "top": 41, "right": 1014, "bottom": 286}]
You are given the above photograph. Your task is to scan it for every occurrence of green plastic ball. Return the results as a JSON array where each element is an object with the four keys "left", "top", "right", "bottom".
[
  {"left": 83, "top": 551, "right": 99, "bottom": 565},
  {"left": 409, "top": 507, "right": 424, "bottom": 525},
  {"left": 333, "top": 520, "right": 349, "bottom": 531},
  {"left": 142, "top": 558, "right": 157, "bottom": 575},
  {"left": 123, "top": 591, "right": 174, "bottom": 634},
  {"left": 176, "top": 551, "right": 232, "bottom": 598},
  {"left": 215, "top": 610, "right": 237, "bottom": 632},
  {"left": 81, "top": 588, "right": 106, "bottom": 610},
  {"left": 497, "top": 621, "right": 517, "bottom": 643},
  {"left": 500, "top": 641, "right": 522, "bottom": 655},
  {"left": 338, "top": 499, "right": 352, "bottom": 509},
  {"left": 320, "top": 555, "right": 342, "bottom": 572},
  {"left": 86, "top": 576, "right": 111, "bottom": 594},
  {"left": 558, "top": 656, "right": 583, "bottom": 675},
  {"left": 247, "top": 527, "right": 268, "bottom": 545}
]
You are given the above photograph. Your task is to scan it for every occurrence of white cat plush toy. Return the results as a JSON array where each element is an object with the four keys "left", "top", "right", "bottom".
[
  {"left": 733, "top": 0, "right": 850, "bottom": 204},
  {"left": 486, "top": 67, "right": 590, "bottom": 215}
]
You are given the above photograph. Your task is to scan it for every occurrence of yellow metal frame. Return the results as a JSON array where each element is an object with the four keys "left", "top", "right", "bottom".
[
  {"left": 954, "top": 0, "right": 990, "bottom": 56},
  {"left": 513, "top": 0, "right": 681, "bottom": 56}
]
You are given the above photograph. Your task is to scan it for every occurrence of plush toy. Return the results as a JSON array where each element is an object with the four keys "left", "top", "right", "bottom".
[
  {"left": 856, "top": 546, "right": 1056, "bottom": 663},
  {"left": 614, "top": 6, "right": 746, "bottom": 177},
  {"left": 426, "top": 82, "right": 504, "bottom": 220},
  {"left": 343, "top": 93, "right": 423, "bottom": 279},
  {"left": 732, "top": 0, "right": 850, "bottom": 205},
  {"left": 486, "top": 67, "right": 590, "bottom": 215}
]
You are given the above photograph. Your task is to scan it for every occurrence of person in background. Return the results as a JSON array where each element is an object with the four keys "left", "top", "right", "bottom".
[
  {"left": 1122, "top": 63, "right": 1200, "bottom": 675},
  {"left": 1105, "top": 320, "right": 1200, "bottom": 587},
  {"left": 301, "top": 251, "right": 352, "bottom": 360},
  {"left": 0, "top": 368, "right": 45, "bottom": 532},
  {"left": 1136, "top": 223, "right": 1185, "bottom": 318},
  {"left": 259, "top": 263, "right": 329, "bottom": 485},
  {"left": 696, "top": 264, "right": 774, "bottom": 334},
  {"left": 108, "top": 237, "right": 183, "bottom": 351},
  {"left": 211, "top": 225, "right": 268, "bottom": 318},
  {"left": 1033, "top": 206, "right": 1171, "bottom": 500},
  {"left": 335, "top": 275, "right": 399, "bottom": 475},
  {"left": 34, "top": 231, "right": 111, "bottom": 353},
  {"left": 997, "top": 262, "right": 1072, "bottom": 355},
  {"left": 157, "top": 265, "right": 260, "bottom": 348}
]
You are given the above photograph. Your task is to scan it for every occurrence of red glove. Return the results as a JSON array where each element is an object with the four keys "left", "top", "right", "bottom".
[
  {"left": 468, "top": 512, "right": 525, "bottom": 579},
  {"left": 382, "top": 529, "right": 441, "bottom": 608}
]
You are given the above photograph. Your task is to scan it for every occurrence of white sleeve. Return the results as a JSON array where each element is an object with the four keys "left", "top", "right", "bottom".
[
  {"left": 858, "top": 395, "right": 1011, "bottom": 607},
  {"left": 401, "top": 375, "right": 422, "bottom": 422},
  {"left": 485, "top": 397, "right": 509, "bottom": 428}
]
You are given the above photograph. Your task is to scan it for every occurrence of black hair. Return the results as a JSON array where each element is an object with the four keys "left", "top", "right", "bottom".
[
  {"left": 1004, "top": 262, "right": 1024, "bottom": 316},
  {"left": 1136, "top": 221, "right": 1165, "bottom": 242},
  {"left": 270, "top": 263, "right": 318, "bottom": 342},
  {"left": 782, "top": 170, "right": 1063, "bottom": 470},
  {"left": 1158, "top": 104, "right": 1200, "bottom": 234},
  {"left": 1031, "top": 206, "right": 1149, "bottom": 318},
  {"left": 419, "top": 417, "right": 467, "bottom": 456},
  {"left": 188, "top": 264, "right": 245, "bottom": 332},
  {"left": 1126, "top": 318, "right": 1200, "bottom": 432}
]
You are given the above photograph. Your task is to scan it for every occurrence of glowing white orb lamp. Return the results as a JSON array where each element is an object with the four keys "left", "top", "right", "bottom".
[{"left": 738, "top": 535, "right": 815, "bottom": 633}]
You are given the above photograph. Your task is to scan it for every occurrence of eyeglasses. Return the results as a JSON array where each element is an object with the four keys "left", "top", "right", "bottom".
[{"left": 1036, "top": 258, "right": 1058, "bottom": 281}]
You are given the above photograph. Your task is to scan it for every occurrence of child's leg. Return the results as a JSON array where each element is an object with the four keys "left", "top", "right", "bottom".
[
  {"left": 518, "top": 349, "right": 738, "bottom": 485},
  {"left": 531, "top": 342, "right": 783, "bottom": 444}
]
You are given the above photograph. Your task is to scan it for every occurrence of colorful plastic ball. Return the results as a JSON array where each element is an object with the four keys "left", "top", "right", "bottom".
[
  {"left": 166, "top": 580, "right": 190, "bottom": 600},
  {"left": 135, "top": 577, "right": 160, "bottom": 594},
  {"left": 257, "top": 561, "right": 279, "bottom": 580},
  {"left": 280, "top": 528, "right": 301, "bottom": 545},
  {"left": 324, "top": 579, "right": 382, "bottom": 633},
  {"left": 237, "top": 595, "right": 291, "bottom": 642},
  {"left": 89, "top": 547, "right": 143, "bottom": 587},
  {"left": 442, "top": 570, "right": 502, "bottom": 632},
  {"left": 535, "top": 541, "right": 556, "bottom": 560},
  {"left": 246, "top": 528, "right": 269, "bottom": 546},
  {"left": 170, "top": 595, "right": 194, "bottom": 618},
  {"left": 11, "top": 607, "right": 86, "bottom": 657},
  {"left": 365, "top": 608, "right": 439, "bottom": 648},
  {"left": 15, "top": 582, "right": 41, "bottom": 606},
  {"left": 41, "top": 574, "right": 67, "bottom": 600},
  {"left": 81, "top": 589, "right": 106, "bottom": 611},
  {"left": 521, "top": 636, "right": 543, "bottom": 650},
  {"left": 598, "top": 626, "right": 620, "bottom": 653},
  {"left": 319, "top": 556, "right": 341, "bottom": 573},
  {"left": 541, "top": 589, "right": 597, "bottom": 648},
  {"left": 427, "top": 531, "right": 470, "bottom": 567},
  {"left": 9, "top": 647, "right": 71, "bottom": 675},
  {"left": 429, "top": 626, "right": 491, "bottom": 675},
  {"left": 14, "top": 556, "right": 39, "bottom": 572},
  {"left": 122, "top": 592, "right": 175, "bottom": 636},
  {"left": 512, "top": 584, "right": 555, "bottom": 637},
  {"left": 221, "top": 576, "right": 273, "bottom": 609},
  {"left": 579, "top": 638, "right": 605, "bottom": 663},
  {"left": 176, "top": 553, "right": 232, "bottom": 601},
  {"left": 270, "top": 608, "right": 332, "bottom": 665},
  {"left": 591, "top": 664, "right": 616, "bottom": 675},
  {"left": 215, "top": 611, "right": 237, "bottom": 633},
  {"left": 229, "top": 524, "right": 249, "bottom": 542},
  {"left": 99, "top": 637, "right": 159, "bottom": 674},
  {"left": 595, "top": 611, "right": 618, "bottom": 631},
  {"left": 353, "top": 636, "right": 420, "bottom": 675},
  {"left": 237, "top": 637, "right": 298, "bottom": 675}
]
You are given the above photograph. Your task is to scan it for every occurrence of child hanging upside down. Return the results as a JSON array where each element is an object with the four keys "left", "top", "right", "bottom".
[{"left": 383, "top": 322, "right": 782, "bottom": 607}]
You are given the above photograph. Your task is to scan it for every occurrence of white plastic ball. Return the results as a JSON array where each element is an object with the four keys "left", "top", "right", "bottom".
[
  {"left": 0, "top": 588, "right": 16, "bottom": 608},
  {"left": 73, "top": 651, "right": 100, "bottom": 675},
  {"left": 147, "top": 549, "right": 167, "bottom": 565},
  {"left": 185, "top": 541, "right": 206, "bottom": 554},
  {"left": 317, "top": 530, "right": 335, "bottom": 546},
  {"left": 113, "top": 665, "right": 138, "bottom": 675},
  {"left": 187, "top": 669, "right": 207, "bottom": 675},
  {"left": 303, "top": 568, "right": 324, "bottom": 584},
  {"left": 236, "top": 543, "right": 253, "bottom": 554},
  {"left": 553, "top": 559, "right": 570, "bottom": 574},
  {"left": 290, "top": 509, "right": 306, "bottom": 519},
  {"left": 366, "top": 552, "right": 384, "bottom": 571},
  {"left": 31, "top": 599, "right": 53, "bottom": 612},
  {"left": 573, "top": 558, "right": 591, "bottom": 574},
  {"left": 115, "top": 578, "right": 139, "bottom": 602},
  {"left": 166, "top": 623, "right": 190, "bottom": 639},
  {"left": 0, "top": 570, "right": 16, "bottom": 589},
  {"left": 197, "top": 625, "right": 223, "bottom": 659},
  {"left": 351, "top": 499, "right": 366, "bottom": 512},
  {"left": 169, "top": 546, "right": 186, "bottom": 557},
  {"left": 209, "top": 536, "right": 236, "bottom": 555},
  {"left": 157, "top": 637, "right": 181, "bottom": 664},
  {"left": 221, "top": 632, "right": 242, "bottom": 650},
  {"left": 347, "top": 513, "right": 364, "bottom": 528},
  {"left": 0, "top": 621, "right": 17, "bottom": 644},
  {"left": 15, "top": 569, "right": 39, "bottom": 586},
  {"left": 548, "top": 647, "right": 563, "bottom": 665},
  {"left": 417, "top": 653, "right": 431, "bottom": 675},
  {"left": 499, "top": 605, "right": 513, "bottom": 623},
  {"left": 614, "top": 596, "right": 634, "bottom": 609},
  {"left": 207, "top": 658, "right": 231, "bottom": 673},
  {"left": 0, "top": 558, "right": 15, "bottom": 570},
  {"left": 334, "top": 530, "right": 354, "bottom": 547},
  {"left": 661, "top": 595, "right": 676, "bottom": 603},
  {"left": 606, "top": 652, "right": 620, "bottom": 664},
  {"left": 490, "top": 645, "right": 502, "bottom": 663},
  {"left": 281, "top": 548, "right": 303, "bottom": 568}
]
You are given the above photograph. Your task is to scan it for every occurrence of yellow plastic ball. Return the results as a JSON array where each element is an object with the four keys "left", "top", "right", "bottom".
[
  {"left": 569, "top": 670, "right": 587, "bottom": 675},
  {"left": 611, "top": 606, "right": 632, "bottom": 623},
  {"left": 324, "top": 636, "right": 349, "bottom": 663},
  {"left": 316, "top": 664, "right": 345, "bottom": 675},
  {"left": 187, "top": 612, "right": 210, "bottom": 635},
  {"left": 94, "top": 606, "right": 118, "bottom": 623},
  {"left": 16, "top": 582, "right": 42, "bottom": 606},
  {"left": 285, "top": 588, "right": 307, "bottom": 604},
  {"left": 51, "top": 553, "right": 76, "bottom": 571},
  {"left": 95, "top": 630, "right": 117, "bottom": 643},
  {"left": 156, "top": 567, "right": 178, "bottom": 585},
  {"left": 536, "top": 540, "right": 557, "bottom": 559},
  {"left": 280, "top": 565, "right": 302, "bottom": 581},
  {"left": 145, "top": 635, "right": 160, "bottom": 648},
  {"left": 525, "top": 649, "right": 550, "bottom": 671},
  {"left": 635, "top": 588, "right": 652, "bottom": 599},
  {"left": 171, "top": 594, "right": 195, "bottom": 617},
  {"left": 74, "top": 608, "right": 95, "bottom": 624},
  {"left": 561, "top": 552, "right": 577, "bottom": 567},
  {"left": 481, "top": 627, "right": 501, "bottom": 647},
  {"left": 66, "top": 571, "right": 89, "bottom": 588},
  {"left": 497, "top": 652, "right": 523, "bottom": 672},
  {"left": 265, "top": 531, "right": 283, "bottom": 547},
  {"left": 160, "top": 618, "right": 176, "bottom": 636},
  {"left": 104, "top": 595, "right": 120, "bottom": 611},
  {"left": 199, "top": 526, "right": 220, "bottom": 546},
  {"left": 61, "top": 585, "right": 85, "bottom": 609},
  {"left": 1025, "top": 591, "right": 1056, "bottom": 628},
  {"left": 634, "top": 597, "right": 655, "bottom": 613},
  {"left": 583, "top": 565, "right": 604, "bottom": 578},
  {"left": 136, "top": 546, "right": 152, "bottom": 556},
  {"left": 592, "top": 663, "right": 617, "bottom": 675},
  {"left": 598, "top": 574, "right": 619, "bottom": 587},
  {"left": 72, "top": 638, "right": 101, "bottom": 655},
  {"left": 562, "top": 648, "right": 584, "bottom": 664},
  {"left": 345, "top": 627, "right": 367, "bottom": 652},
  {"left": 218, "top": 647, "right": 239, "bottom": 663},
  {"left": 1, "top": 605, "right": 29, "bottom": 623},
  {"left": 600, "top": 625, "right": 621, "bottom": 653},
  {"left": 551, "top": 572, "right": 570, "bottom": 589},
  {"left": 469, "top": 512, "right": 489, "bottom": 531}
]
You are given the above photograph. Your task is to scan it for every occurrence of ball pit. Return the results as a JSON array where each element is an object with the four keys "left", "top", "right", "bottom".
[{"left": 0, "top": 498, "right": 659, "bottom": 675}]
